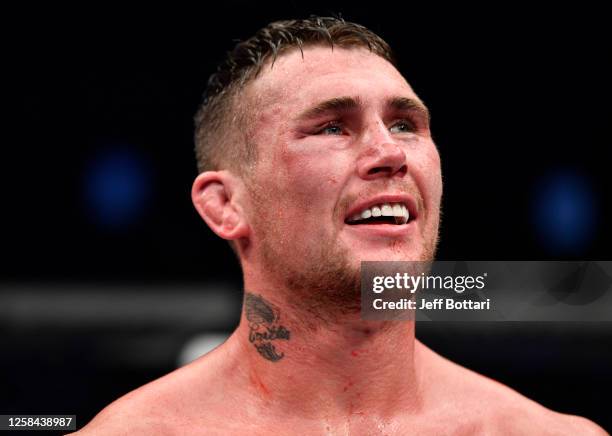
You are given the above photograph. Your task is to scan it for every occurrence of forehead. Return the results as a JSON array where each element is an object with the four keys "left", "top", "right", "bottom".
[{"left": 246, "top": 45, "right": 419, "bottom": 119}]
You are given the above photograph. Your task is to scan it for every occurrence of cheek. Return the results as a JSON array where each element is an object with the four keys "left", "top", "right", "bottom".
[
  {"left": 280, "top": 146, "right": 350, "bottom": 198},
  {"left": 413, "top": 144, "right": 443, "bottom": 209},
  {"left": 427, "top": 148, "right": 443, "bottom": 202},
  {"left": 273, "top": 147, "right": 352, "bottom": 233}
]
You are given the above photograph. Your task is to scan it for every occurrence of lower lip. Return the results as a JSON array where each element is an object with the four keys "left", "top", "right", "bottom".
[{"left": 344, "top": 220, "right": 417, "bottom": 237}]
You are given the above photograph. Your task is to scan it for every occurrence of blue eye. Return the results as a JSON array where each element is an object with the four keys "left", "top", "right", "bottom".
[
  {"left": 390, "top": 120, "right": 416, "bottom": 133},
  {"left": 317, "top": 123, "right": 344, "bottom": 135},
  {"left": 314, "top": 120, "right": 415, "bottom": 135}
]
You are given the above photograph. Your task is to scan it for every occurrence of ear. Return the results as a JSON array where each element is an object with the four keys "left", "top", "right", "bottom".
[{"left": 191, "top": 171, "right": 250, "bottom": 241}]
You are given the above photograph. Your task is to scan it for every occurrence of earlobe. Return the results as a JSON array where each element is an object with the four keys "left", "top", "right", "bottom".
[{"left": 191, "top": 171, "right": 249, "bottom": 241}]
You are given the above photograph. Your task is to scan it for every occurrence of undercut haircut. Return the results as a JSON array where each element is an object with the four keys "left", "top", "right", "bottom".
[{"left": 193, "top": 16, "right": 396, "bottom": 175}]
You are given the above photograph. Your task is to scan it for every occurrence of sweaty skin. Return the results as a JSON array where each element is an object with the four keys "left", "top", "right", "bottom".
[{"left": 72, "top": 47, "right": 607, "bottom": 435}]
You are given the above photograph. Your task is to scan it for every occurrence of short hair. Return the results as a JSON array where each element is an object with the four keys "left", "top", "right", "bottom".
[{"left": 193, "top": 16, "right": 396, "bottom": 175}]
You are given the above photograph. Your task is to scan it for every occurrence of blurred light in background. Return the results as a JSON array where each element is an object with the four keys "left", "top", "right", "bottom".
[
  {"left": 177, "top": 333, "right": 229, "bottom": 367},
  {"left": 532, "top": 169, "right": 598, "bottom": 255},
  {"left": 83, "top": 145, "right": 152, "bottom": 229}
]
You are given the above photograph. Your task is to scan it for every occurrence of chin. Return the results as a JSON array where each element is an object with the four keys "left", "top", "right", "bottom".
[{"left": 352, "top": 246, "right": 429, "bottom": 263}]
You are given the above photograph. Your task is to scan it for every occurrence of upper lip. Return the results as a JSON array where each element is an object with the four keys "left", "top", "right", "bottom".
[{"left": 343, "top": 194, "right": 419, "bottom": 223}]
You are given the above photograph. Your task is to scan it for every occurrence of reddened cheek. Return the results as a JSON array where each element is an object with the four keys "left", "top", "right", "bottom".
[{"left": 429, "top": 149, "right": 443, "bottom": 200}]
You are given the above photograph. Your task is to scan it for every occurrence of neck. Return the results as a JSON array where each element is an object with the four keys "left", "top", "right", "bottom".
[{"left": 226, "top": 285, "right": 423, "bottom": 422}]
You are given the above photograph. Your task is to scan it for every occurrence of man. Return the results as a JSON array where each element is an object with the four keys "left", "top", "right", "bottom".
[{"left": 74, "top": 17, "right": 606, "bottom": 435}]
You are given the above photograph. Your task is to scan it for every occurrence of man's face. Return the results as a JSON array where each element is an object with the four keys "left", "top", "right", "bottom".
[{"left": 242, "top": 46, "right": 442, "bottom": 304}]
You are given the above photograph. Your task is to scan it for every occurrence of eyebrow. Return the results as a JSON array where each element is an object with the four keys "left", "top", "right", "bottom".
[
  {"left": 295, "top": 95, "right": 430, "bottom": 123},
  {"left": 296, "top": 96, "right": 364, "bottom": 121},
  {"left": 388, "top": 97, "right": 430, "bottom": 123}
]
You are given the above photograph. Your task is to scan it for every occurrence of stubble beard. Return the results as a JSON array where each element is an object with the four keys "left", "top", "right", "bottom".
[
  {"left": 247, "top": 180, "right": 439, "bottom": 325},
  {"left": 255, "top": 216, "right": 438, "bottom": 325},
  {"left": 259, "top": 223, "right": 362, "bottom": 323}
]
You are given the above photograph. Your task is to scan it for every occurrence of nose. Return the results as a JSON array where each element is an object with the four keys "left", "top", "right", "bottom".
[{"left": 357, "top": 141, "right": 408, "bottom": 180}]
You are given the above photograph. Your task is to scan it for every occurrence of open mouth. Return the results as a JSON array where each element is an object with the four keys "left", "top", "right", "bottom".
[{"left": 344, "top": 202, "right": 414, "bottom": 226}]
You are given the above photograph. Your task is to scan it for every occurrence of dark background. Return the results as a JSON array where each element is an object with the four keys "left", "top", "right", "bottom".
[{"left": 3, "top": 2, "right": 610, "bottom": 433}]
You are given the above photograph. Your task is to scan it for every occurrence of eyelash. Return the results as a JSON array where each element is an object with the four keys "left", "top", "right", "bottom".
[{"left": 315, "top": 119, "right": 416, "bottom": 135}]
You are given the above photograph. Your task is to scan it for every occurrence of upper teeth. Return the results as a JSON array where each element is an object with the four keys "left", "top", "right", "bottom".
[{"left": 348, "top": 202, "right": 410, "bottom": 224}]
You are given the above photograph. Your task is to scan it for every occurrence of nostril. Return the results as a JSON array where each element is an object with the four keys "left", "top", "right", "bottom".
[
  {"left": 367, "top": 164, "right": 408, "bottom": 176},
  {"left": 367, "top": 167, "right": 387, "bottom": 175}
]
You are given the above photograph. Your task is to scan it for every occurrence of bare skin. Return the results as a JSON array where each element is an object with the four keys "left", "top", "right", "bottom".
[
  {"left": 72, "top": 46, "right": 607, "bottom": 435},
  {"left": 72, "top": 326, "right": 605, "bottom": 435}
]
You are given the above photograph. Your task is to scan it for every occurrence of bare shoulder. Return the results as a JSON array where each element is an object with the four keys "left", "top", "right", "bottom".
[
  {"left": 484, "top": 401, "right": 608, "bottom": 435},
  {"left": 546, "top": 413, "right": 608, "bottom": 436},
  {"left": 485, "top": 407, "right": 608, "bottom": 435},
  {"left": 69, "top": 344, "right": 233, "bottom": 436},
  {"left": 67, "top": 369, "right": 191, "bottom": 436},
  {"left": 416, "top": 341, "right": 608, "bottom": 435}
]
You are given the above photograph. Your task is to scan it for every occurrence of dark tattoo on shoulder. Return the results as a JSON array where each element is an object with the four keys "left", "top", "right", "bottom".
[{"left": 245, "top": 292, "right": 291, "bottom": 362}]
